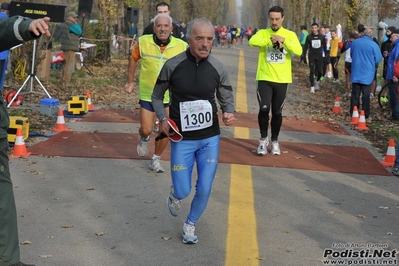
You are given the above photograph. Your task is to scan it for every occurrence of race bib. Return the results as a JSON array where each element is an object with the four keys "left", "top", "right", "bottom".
[
  {"left": 311, "top": 39, "right": 321, "bottom": 49},
  {"left": 180, "top": 100, "right": 213, "bottom": 131},
  {"left": 266, "top": 47, "right": 285, "bottom": 63}
]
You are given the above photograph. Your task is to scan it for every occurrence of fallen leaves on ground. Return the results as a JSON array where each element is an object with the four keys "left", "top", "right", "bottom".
[
  {"left": 3, "top": 55, "right": 397, "bottom": 156},
  {"left": 291, "top": 60, "right": 398, "bottom": 155}
]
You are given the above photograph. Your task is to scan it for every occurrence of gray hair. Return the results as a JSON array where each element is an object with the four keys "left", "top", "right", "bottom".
[
  {"left": 364, "top": 28, "right": 373, "bottom": 37},
  {"left": 186, "top": 18, "right": 214, "bottom": 41},
  {"left": 153, "top": 13, "right": 172, "bottom": 26}
]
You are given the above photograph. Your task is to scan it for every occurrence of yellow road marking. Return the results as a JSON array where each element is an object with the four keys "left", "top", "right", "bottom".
[
  {"left": 225, "top": 50, "right": 259, "bottom": 266},
  {"left": 236, "top": 50, "right": 248, "bottom": 113},
  {"left": 226, "top": 165, "right": 259, "bottom": 265},
  {"left": 235, "top": 50, "right": 250, "bottom": 139}
]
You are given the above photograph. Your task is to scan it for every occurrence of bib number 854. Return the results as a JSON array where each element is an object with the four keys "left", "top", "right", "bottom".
[{"left": 270, "top": 53, "right": 283, "bottom": 61}]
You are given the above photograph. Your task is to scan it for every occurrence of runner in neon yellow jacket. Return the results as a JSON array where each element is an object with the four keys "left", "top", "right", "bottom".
[
  {"left": 249, "top": 21, "right": 302, "bottom": 83},
  {"left": 248, "top": 6, "right": 302, "bottom": 157}
]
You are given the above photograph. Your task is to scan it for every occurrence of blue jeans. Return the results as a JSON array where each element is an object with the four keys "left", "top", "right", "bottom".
[
  {"left": 170, "top": 135, "right": 220, "bottom": 223},
  {"left": 389, "top": 81, "right": 399, "bottom": 120}
]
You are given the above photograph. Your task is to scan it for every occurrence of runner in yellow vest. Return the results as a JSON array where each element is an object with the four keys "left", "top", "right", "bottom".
[{"left": 125, "top": 13, "right": 187, "bottom": 173}]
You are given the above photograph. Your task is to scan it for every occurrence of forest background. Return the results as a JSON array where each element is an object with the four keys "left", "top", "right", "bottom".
[{"left": 7, "top": 0, "right": 399, "bottom": 63}]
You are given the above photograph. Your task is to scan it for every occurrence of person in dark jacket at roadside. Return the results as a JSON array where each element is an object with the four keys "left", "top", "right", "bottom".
[
  {"left": 0, "top": 14, "right": 51, "bottom": 266},
  {"left": 386, "top": 29, "right": 399, "bottom": 121},
  {"left": 381, "top": 26, "right": 396, "bottom": 86},
  {"left": 60, "top": 11, "right": 82, "bottom": 86}
]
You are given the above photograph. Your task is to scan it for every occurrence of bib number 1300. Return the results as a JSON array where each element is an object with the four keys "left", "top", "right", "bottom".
[
  {"left": 180, "top": 100, "right": 213, "bottom": 131},
  {"left": 183, "top": 113, "right": 212, "bottom": 126}
]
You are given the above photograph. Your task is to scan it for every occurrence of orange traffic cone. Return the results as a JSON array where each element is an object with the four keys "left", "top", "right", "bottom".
[
  {"left": 381, "top": 139, "right": 396, "bottom": 167},
  {"left": 10, "top": 128, "right": 31, "bottom": 158},
  {"left": 355, "top": 110, "right": 369, "bottom": 130},
  {"left": 53, "top": 108, "right": 71, "bottom": 132},
  {"left": 349, "top": 106, "right": 359, "bottom": 125},
  {"left": 86, "top": 90, "right": 95, "bottom": 112},
  {"left": 333, "top": 96, "right": 341, "bottom": 113}
]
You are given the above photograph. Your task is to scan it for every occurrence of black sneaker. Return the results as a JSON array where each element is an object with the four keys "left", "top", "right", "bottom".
[{"left": 392, "top": 167, "right": 399, "bottom": 176}]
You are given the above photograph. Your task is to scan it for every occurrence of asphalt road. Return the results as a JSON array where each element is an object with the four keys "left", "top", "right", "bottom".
[{"left": 10, "top": 41, "right": 399, "bottom": 266}]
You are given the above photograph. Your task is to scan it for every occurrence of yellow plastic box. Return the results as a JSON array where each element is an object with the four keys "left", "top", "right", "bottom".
[
  {"left": 7, "top": 116, "right": 29, "bottom": 143},
  {"left": 67, "top": 95, "right": 88, "bottom": 115}
]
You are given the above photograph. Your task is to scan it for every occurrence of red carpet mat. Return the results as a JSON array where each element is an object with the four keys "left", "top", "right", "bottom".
[
  {"left": 78, "top": 109, "right": 140, "bottom": 123},
  {"left": 27, "top": 132, "right": 389, "bottom": 176},
  {"left": 233, "top": 112, "right": 349, "bottom": 135},
  {"left": 79, "top": 109, "right": 349, "bottom": 135}
]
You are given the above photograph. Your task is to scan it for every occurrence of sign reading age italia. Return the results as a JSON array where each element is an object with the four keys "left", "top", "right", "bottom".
[{"left": 9, "top": 1, "right": 66, "bottom": 23}]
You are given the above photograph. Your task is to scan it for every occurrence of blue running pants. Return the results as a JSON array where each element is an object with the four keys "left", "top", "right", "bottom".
[{"left": 170, "top": 135, "right": 220, "bottom": 224}]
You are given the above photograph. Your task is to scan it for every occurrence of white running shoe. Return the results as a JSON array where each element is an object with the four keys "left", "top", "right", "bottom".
[
  {"left": 167, "top": 190, "right": 182, "bottom": 217},
  {"left": 137, "top": 137, "right": 149, "bottom": 157},
  {"left": 257, "top": 138, "right": 269, "bottom": 155},
  {"left": 326, "top": 72, "right": 332, "bottom": 78},
  {"left": 310, "top": 86, "right": 315, "bottom": 94},
  {"left": 182, "top": 223, "right": 198, "bottom": 244},
  {"left": 149, "top": 157, "right": 165, "bottom": 173},
  {"left": 271, "top": 141, "right": 281, "bottom": 155},
  {"left": 314, "top": 81, "right": 320, "bottom": 91}
]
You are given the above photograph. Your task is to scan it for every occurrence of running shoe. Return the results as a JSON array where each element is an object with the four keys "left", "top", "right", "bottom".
[
  {"left": 149, "top": 157, "right": 165, "bottom": 173},
  {"left": 326, "top": 72, "right": 332, "bottom": 78},
  {"left": 314, "top": 81, "right": 320, "bottom": 91},
  {"left": 271, "top": 141, "right": 281, "bottom": 155},
  {"left": 257, "top": 138, "right": 269, "bottom": 155},
  {"left": 310, "top": 86, "right": 315, "bottom": 94},
  {"left": 370, "top": 93, "right": 374, "bottom": 99},
  {"left": 182, "top": 223, "right": 198, "bottom": 244},
  {"left": 320, "top": 76, "right": 325, "bottom": 82},
  {"left": 167, "top": 192, "right": 182, "bottom": 217},
  {"left": 332, "top": 79, "right": 340, "bottom": 83},
  {"left": 137, "top": 137, "right": 149, "bottom": 157},
  {"left": 392, "top": 167, "right": 399, "bottom": 176}
]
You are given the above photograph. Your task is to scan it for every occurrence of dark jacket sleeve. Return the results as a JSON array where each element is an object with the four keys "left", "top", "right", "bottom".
[
  {"left": 0, "top": 16, "right": 40, "bottom": 52},
  {"left": 142, "top": 22, "right": 154, "bottom": 35},
  {"left": 303, "top": 35, "right": 309, "bottom": 55},
  {"left": 321, "top": 35, "right": 327, "bottom": 54}
]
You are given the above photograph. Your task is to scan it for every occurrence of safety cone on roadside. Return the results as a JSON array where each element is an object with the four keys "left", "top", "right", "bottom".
[
  {"left": 381, "top": 139, "right": 396, "bottom": 167},
  {"left": 332, "top": 96, "right": 341, "bottom": 113},
  {"left": 355, "top": 110, "right": 369, "bottom": 130},
  {"left": 86, "top": 90, "right": 95, "bottom": 112},
  {"left": 349, "top": 106, "right": 359, "bottom": 125},
  {"left": 10, "top": 128, "right": 31, "bottom": 158},
  {"left": 53, "top": 108, "right": 71, "bottom": 132}
]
